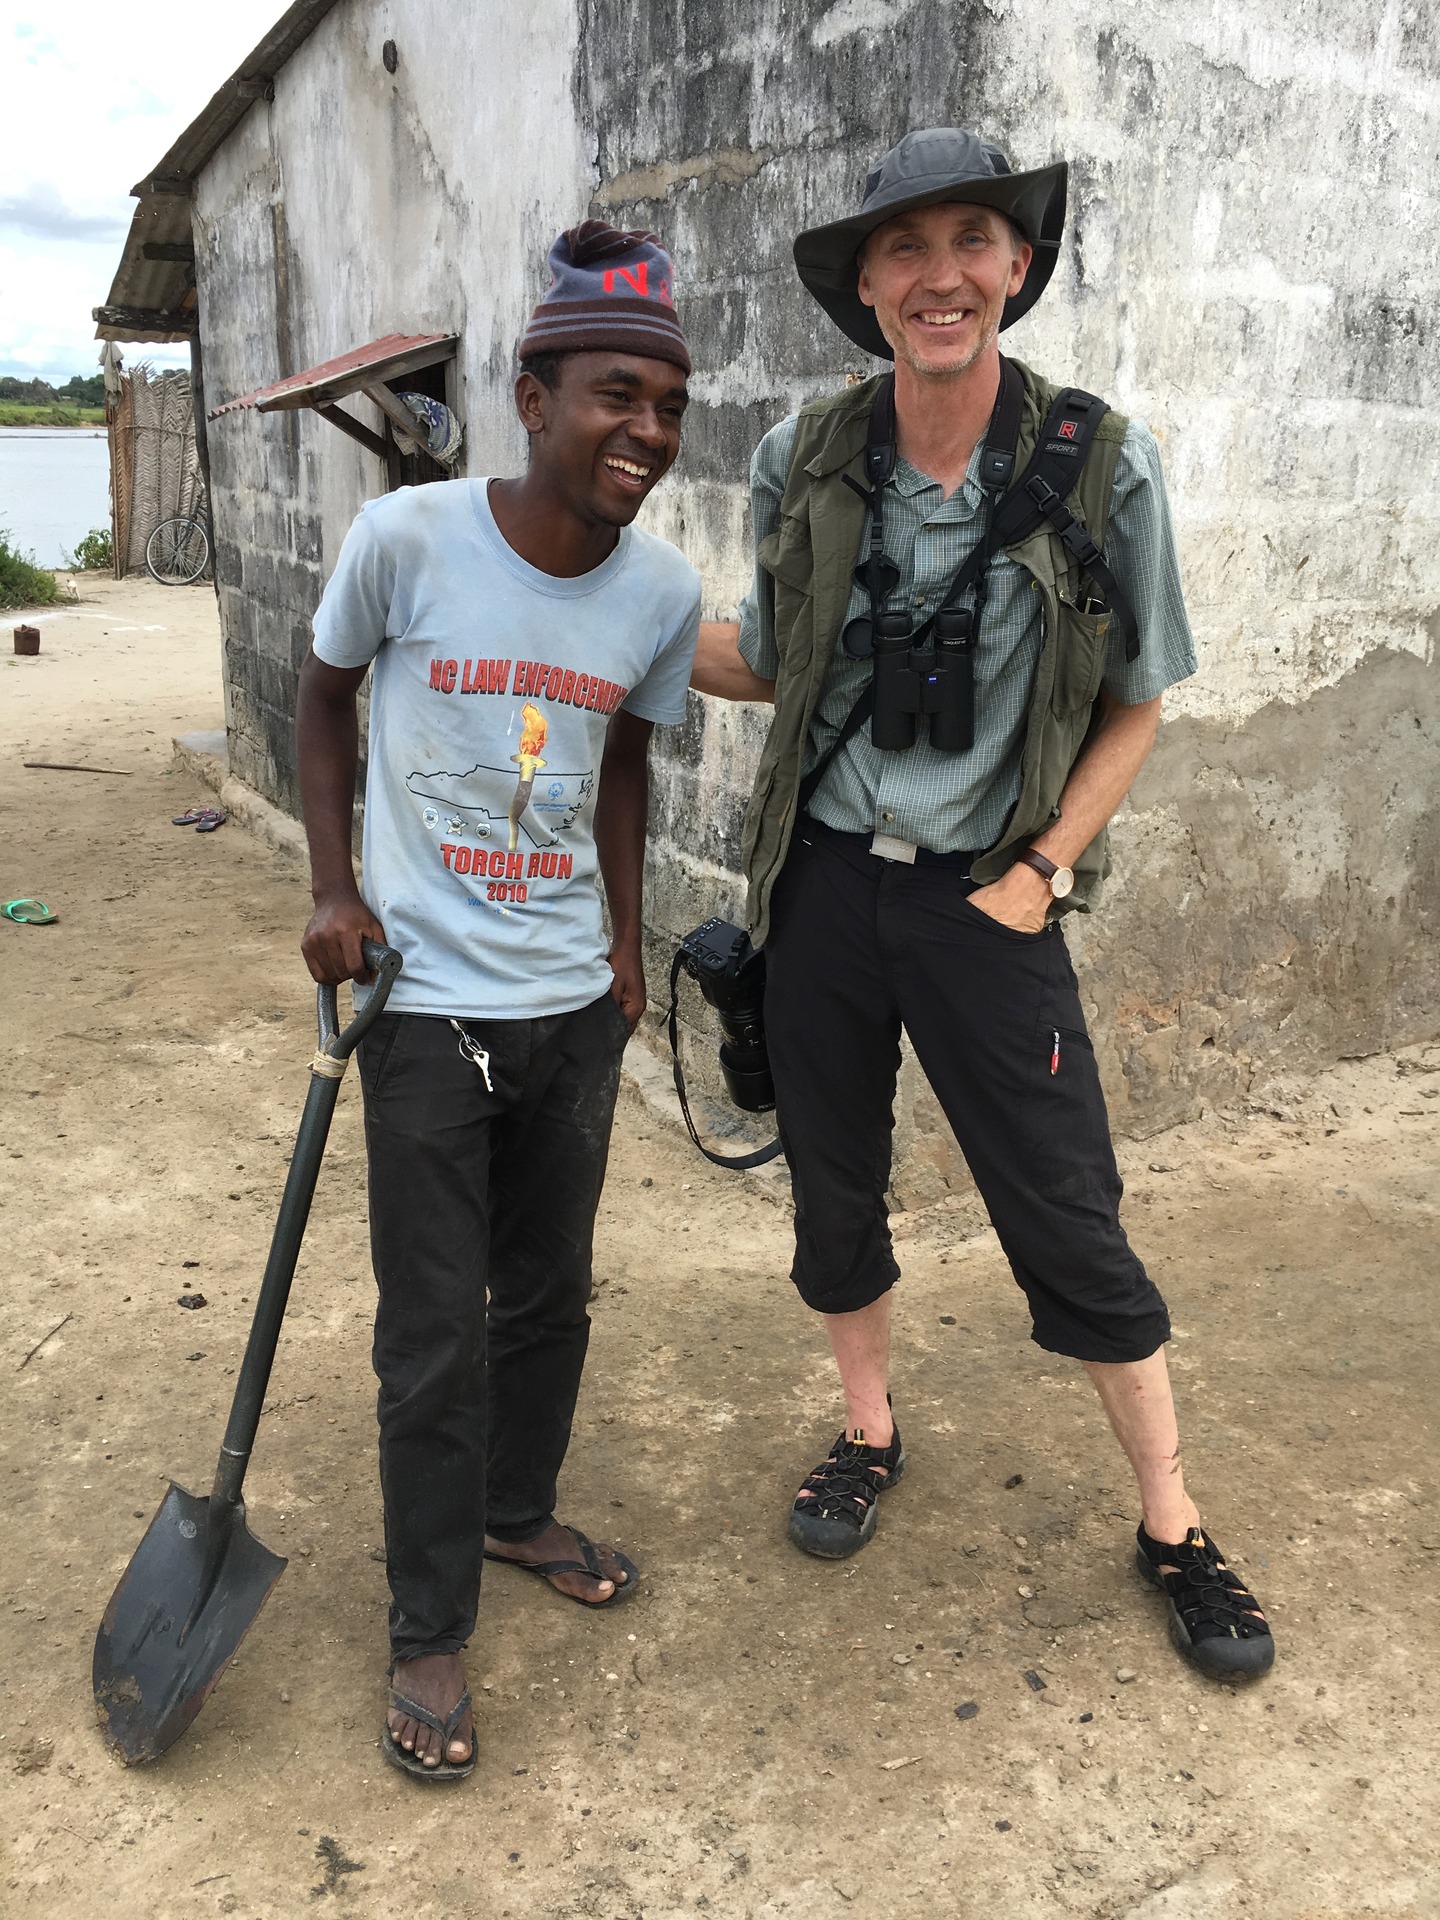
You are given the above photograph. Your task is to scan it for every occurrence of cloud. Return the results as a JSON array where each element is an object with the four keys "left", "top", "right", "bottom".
[
  {"left": 0, "top": 183, "right": 127, "bottom": 243},
  {"left": 0, "top": 3, "right": 281, "bottom": 374},
  {"left": 105, "top": 81, "right": 173, "bottom": 125}
]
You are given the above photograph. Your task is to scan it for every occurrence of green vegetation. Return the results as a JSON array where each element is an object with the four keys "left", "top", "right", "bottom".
[
  {"left": 0, "top": 528, "right": 61, "bottom": 610},
  {"left": 0, "top": 402, "right": 105, "bottom": 427},
  {"left": 0, "top": 374, "right": 107, "bottom": 427},
  {"left": 1, "top": 373, "right": 105, "bottom": 405},
  {"left": 67, "top": 526, "right": 113, "bottom": 571}
]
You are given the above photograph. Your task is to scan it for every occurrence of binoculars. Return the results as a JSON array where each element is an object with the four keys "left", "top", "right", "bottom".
[{"left": 871, "top": 606, "right": 976, "bottom": 753}]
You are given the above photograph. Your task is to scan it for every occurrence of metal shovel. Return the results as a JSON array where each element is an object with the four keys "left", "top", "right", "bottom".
[{"left": 92, "top": 938, "right": 402, "bottom": 1763}]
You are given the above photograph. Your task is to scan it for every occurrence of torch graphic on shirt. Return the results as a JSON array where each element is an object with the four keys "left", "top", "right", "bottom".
[{"left": 508, "top": 703, "right": 548, "bottom": 849}]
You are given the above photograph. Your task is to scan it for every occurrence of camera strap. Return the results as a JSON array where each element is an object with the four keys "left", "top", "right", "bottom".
[
  {"left": 797, "top": 682, "right": 874, "bottom": 816},
  {"left": 665, "top": 950, "right": 784, "bottom": 1170}
]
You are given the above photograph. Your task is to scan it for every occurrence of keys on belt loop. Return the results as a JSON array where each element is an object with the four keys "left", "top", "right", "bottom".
[{"left": 450, "top": 1018, "right": 493, "bottom": 1090}]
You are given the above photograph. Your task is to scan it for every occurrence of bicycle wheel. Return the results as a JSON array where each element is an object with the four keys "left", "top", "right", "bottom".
[{"left": 145, "top": 516, "right": 210, "bottom": 586}]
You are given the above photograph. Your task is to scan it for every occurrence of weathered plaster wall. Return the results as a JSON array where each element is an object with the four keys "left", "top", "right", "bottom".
[{"left": 195, "top": 0, "right": 1439, "bottom": 1190}]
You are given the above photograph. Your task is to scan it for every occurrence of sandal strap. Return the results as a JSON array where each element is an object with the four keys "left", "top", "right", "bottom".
[
  {"left": 1139, "top": 1526, "right": 1271, "bottom": 1643},
  {"left": 565, "top": 1528, "right": 604, "bottom": 1579},
  {"left": 794, "top": 1429, "right": 901, "bottom": 1529},
  {"left": 388, "top": 1688, "right": 472, "bottom": 1742},
  {"left": 490, "top": 1527, "right": 610, "bottom": 1583}
]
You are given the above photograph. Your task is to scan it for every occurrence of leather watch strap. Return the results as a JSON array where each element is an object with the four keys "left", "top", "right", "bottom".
[{"left": 1015, "top": 847, "right": 1059, "bottom": 883}]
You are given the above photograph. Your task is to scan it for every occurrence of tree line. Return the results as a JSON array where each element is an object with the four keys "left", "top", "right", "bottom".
[{"left": 0, "top": 374, "right": 106, "bottom": 406}]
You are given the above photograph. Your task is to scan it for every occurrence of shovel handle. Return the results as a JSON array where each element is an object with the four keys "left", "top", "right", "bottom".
[
  {"left": 316, "top": 937, "right": 403, "bottom": 1061},
  {"left": 210, "top": 938, "right": 402, "bottom": 1513}
]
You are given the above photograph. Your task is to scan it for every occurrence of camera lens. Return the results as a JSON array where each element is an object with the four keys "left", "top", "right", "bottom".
[{"left": 718, "top": 1039, "right": 776, "bottom": 1113}]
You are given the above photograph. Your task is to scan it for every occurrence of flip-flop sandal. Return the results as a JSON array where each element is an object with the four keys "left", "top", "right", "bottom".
[
  {"left": 380, "top": 1687, "right": 476, "bottom": 1782},
  {"left": 484, "top": 1525, "right": 639, "bottom": 1606},
  {"left": 171, "top": 808, "right": 226, "bottom": 831},
  {"left": 2, "top": 898, "right": 57, "bottom": 925}
]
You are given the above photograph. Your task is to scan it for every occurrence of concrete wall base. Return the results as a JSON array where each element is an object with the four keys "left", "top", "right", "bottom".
[{"left": 172, "top": 730, "right": 309, "bottom": 864}]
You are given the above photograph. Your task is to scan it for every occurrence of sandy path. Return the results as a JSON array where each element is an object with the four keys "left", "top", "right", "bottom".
[{"left": 2, "top": 576, "right": 1437, "bottom": 1919}]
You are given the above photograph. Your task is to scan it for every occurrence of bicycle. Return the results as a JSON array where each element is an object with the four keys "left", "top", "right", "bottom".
[{"left": 145, "top": 507, "right": 210, "bottom": 586}]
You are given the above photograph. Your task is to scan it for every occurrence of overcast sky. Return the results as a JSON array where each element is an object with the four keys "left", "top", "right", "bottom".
[{"left": 0, "top": 1, "right": 283, "bottom": 382}]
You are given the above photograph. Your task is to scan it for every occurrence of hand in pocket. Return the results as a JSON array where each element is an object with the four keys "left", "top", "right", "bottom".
[{"left": 965, "top": 867, "right": 1050, "bottom": 935}]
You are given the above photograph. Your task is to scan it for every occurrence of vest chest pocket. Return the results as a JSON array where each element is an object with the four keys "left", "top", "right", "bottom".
[
  {"left": 759, "top": 512, "right": 817, "bottom": 670},
  {"left": 1051, "top": 598, "right": 1111, "bottom": 714}
]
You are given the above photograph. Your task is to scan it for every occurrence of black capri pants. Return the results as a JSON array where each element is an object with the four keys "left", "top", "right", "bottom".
[{"left": 764, "top": 820, "right": 1170, "bottom": 1364}]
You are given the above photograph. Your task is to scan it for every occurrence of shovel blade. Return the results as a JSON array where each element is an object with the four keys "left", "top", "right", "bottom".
[{"left": 92, "top": 1482, "right": 286, "bottom": 1764}]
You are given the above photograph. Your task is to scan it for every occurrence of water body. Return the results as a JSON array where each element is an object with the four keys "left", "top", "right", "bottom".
[{"left": 0, "top": 427, "right": 111, "bottom": 567}]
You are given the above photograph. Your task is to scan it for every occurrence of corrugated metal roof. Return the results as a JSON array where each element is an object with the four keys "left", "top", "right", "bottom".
[
  {"left": 94, "top": 0, "right": 343, "bottom": 342},
  {"left": 209, "top": 333, "right": 458, "bottom": 418}
]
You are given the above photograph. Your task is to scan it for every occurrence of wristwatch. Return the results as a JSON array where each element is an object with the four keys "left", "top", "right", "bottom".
[{"left": 1015, "top": 847, "right": 1075, "bottom": 899}]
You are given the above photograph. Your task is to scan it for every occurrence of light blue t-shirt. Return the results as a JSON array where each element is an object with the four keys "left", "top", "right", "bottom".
[{"left": 312, "top": 478, "right": 701, "bottom": 1019}]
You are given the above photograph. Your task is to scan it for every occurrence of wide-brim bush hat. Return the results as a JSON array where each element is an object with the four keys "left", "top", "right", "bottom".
[{"left": 794, "top": 127, "right": 1067, "bottom": 359}]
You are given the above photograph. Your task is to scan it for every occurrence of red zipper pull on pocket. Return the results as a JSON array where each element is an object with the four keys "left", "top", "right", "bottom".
[{"left": 1050, "top": 1029, "right": 1061, "bottom": 1075}]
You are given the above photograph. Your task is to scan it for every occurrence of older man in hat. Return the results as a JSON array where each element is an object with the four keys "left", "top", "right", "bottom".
[{"left": 691, "top": 129, "right": 1273, "bottom": 1680}]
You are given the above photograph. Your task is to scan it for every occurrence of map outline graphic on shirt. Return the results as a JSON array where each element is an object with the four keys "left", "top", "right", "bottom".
[{"left": 405, "top": 762, "right": 594, "bottom": 848}]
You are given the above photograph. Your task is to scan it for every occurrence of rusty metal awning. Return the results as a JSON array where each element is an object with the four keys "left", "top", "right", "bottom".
[
  {"left": 209, "top": 332, "right": 457, "bottom": 419},
  {"left": 207, "top": 331, "right": 459, "bottom": 471}
]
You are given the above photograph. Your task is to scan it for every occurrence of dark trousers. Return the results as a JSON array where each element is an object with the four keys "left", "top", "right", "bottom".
[
  {"left": 765, "top": 820, "right": 1170, "bottom": 1363},
  {"left": 357, "top": 991, "right": 629, "bottom": 1661}
]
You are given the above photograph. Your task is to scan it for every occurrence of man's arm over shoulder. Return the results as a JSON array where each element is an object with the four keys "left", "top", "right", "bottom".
[{"left": 692, "top": 621, "right": 776, "bottom": 702}]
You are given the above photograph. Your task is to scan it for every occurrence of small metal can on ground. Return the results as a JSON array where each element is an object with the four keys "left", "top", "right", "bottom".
[{"left": 13, "top": 624, "right": 40, "bottom": 655}]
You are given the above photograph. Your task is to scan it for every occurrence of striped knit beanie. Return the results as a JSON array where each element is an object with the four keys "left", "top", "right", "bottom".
[{"left": 519, "top": 220, "right": 691, "bottom": 377}]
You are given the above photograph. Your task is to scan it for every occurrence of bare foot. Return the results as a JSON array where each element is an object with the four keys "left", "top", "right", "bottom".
[
  {"left": 484, "top": 1519, "right": 633, "bottom": 1604},
  {"left": 387, "top": 1651, "right": 474, "bottom": 1769}
]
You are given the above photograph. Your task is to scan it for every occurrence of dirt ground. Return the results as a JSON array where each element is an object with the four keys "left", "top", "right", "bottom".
[{"left": 3, "top": 575, "right": 1438, "bottom": 1920}]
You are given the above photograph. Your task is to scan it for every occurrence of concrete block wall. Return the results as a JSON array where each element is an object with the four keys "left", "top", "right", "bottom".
[{"left": 192, "top": 0, "right": 1439, "bottom": 1197}]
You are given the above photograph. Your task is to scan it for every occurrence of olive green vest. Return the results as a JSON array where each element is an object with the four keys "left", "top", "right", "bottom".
[{"left": 740, "top": 360, "right": 1128, "bottom": 944}]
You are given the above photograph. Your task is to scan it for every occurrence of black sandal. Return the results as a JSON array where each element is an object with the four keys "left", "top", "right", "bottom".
[
  {"left": 1136, "top": 1524, "right": 1275, "bottom": 1680},
  {"left": 789, "top": 1422, "right": 905, "bottom": 1560},
  {"left": 381, "top": 1687, "right": 476, "bottom": 1781},
  {"left": 483, "top": 1526, "right": 638, "bottom": 1606}
]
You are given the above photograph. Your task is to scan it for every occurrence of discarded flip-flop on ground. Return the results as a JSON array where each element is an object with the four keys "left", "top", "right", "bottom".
[{"left": 2, "top": 898, "right": 57, "bottom": 925}]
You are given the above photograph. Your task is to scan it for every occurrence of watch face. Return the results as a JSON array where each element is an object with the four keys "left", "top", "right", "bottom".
[{"left": 1051, "top": 866, "right": 1075, "bottom": 899}]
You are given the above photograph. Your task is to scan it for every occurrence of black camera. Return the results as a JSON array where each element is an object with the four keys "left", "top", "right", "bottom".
[
  {"left": 674, "top": 917, "right": 774, "bottom": 1113},
  {"left": 871, "top": 608, "right": 976, "bottom": 753}
]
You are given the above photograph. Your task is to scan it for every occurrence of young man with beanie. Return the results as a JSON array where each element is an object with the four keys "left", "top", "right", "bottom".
[
  {"left": 692, "top": 130, "right": 1273, "bottom": 1682},
  {"left": 297, "top": 221, "right": 700, "bottom": 1777}
]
